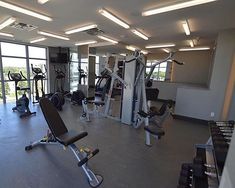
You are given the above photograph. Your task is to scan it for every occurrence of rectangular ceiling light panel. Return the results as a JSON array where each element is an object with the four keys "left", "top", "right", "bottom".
[
  {"left": 30, "top": 37, "right": 46, "bottom": 43},
  {"left": 98, "top": 35, "right": 118, "bottom": 44},
  {"left": 75, "top": 40, "right": 97, "bottom": 46},
  {"left": 99, "top": 8, "right": 130, "bottom": 29},
  {"left": 179, "top": 47, "right": 210, "bottom": 51},
  {"left": 0, "top": 31, "right": 14, "bottom": 37},
  {"left": 131, "top": 29, "right": 149, "bottom": 40},
  {"left": 0, "top": 1, "right": 52, "bottom": 21},
  {"left": 142, "top": 0, "right": 217, "bottom": 16},
  {"left": 182, "top": 20, "right": 190, "bottom": 35},
  {"left": 38, "top": 31, "right": 69, "bottom": 40},
  {"left": 65, "top": 24, "right": 97, "bottom": 34},
  {"left": 0, "top": 17, "right": 16, "bottom": 30},
  {"left": 146, "top": 43, "right": 175, "bottom": 48}
]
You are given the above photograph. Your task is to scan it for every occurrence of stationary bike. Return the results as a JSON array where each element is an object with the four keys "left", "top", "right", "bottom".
[{"left": 8, "top": 71, "right": 36, "bottom": 118}]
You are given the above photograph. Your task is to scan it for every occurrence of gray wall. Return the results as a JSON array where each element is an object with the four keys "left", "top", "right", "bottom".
[{"left": 175, "top": 29, "right": 235, "bottom": 120}]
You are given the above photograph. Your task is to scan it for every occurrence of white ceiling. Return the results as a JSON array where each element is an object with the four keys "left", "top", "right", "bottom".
[{"left": 0, "top": 0, "right": 234, "bottom": 54}]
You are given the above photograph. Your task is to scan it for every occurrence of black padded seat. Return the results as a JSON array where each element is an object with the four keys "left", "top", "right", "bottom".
[
  {"left": 144, "top": 125, "right": 165, "bottom": 137},
  {"left": 57, "top": 130, "right": 88, "bottom": 146},
  {"left": 88, "top": 100, "right": 105, "bottom": 106},
  {"left": 40, "top": 98, "right": 88, "bottom": 146}
]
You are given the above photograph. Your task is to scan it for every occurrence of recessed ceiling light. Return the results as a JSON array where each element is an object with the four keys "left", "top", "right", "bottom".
[
  {"left": 131, "top": 29, "right": 149, "bottom": 40},
  {"left": 189, "top": 40, "right": 194, "bottom": 47},
  {"left": 30, "top": 37, "right": 47, "bottom": 43},
  {"left": 142, "top": 0, "right": 217, "bottom": 16},
  {"left": 38, "top": 31, "right": 69, "bottom": 40},
  {"left": 37, "top": 0, "right": 50, "bottom": 4},
  {"left": 0, "top": 17, "right": 16, "bottom": 30},
  {"left": 182, "top": 20, "right": 190, "bottom": 35},
  {"left": 0, "top": 31, "right": 14, "bottom": 37},
  {"left": 0, "top": 1, "right": 52, "bottom": 21},
  {"left": 65, "top": 24, "right": 97, "bottom": 34},
  {"left": 146, "top": 43, "right": 175, "bottom": 49},
  {"left": 97, "top": 35, "right": 118, "bottom": 44},
  {"left": 75, "top": 40, "right": 97, "bottom": 46},
  {"left": 99, "top": 8, "right": 130, "bottom": 29},
  {"left": 179, "top": 47, "right": 210, "bottom": 51}
]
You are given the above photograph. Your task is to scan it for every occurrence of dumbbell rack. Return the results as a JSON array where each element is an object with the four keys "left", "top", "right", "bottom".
[{"left": 177, "top": 120, "right": 234, "bottom": 188}]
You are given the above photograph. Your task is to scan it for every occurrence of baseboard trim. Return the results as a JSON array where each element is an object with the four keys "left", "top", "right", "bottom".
[{"left": 173, "top": 114, "right": 208, "bottom": 125}]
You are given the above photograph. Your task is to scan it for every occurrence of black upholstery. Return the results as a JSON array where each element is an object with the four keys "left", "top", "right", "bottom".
[
  {"left": 57, "top": 130, "right": 88, "bottom": 146},
  {"left": 144, "top": 125, "right": 165, "bottom": 137},
  {"left": 40, "top": 98, "right": 87, "bottom": 145}
]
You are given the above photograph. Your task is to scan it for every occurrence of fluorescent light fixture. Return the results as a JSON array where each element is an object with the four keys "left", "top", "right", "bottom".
[
  {"left": 0, "top": 1, "right": 52, "bottom": 21},
  {"left": 65, "top": 24, "right": 97, "bottom": 34},
  {"left": 131, "top": 29, "right": 149, "bottom": 40},
  {"left": 126, "top": 45, "right": 136, "bottom": 52},
  {"left": 141, "top": 50, "right": 148, "bottom": 55},
  {"left": 102, "top": 55, "right": 107, "bottom": 58},
  {"left": 0, "top": 17, "right": 16, "bottom": 30},
  {"left": 0, "top": 31, "right": 14, "bottom": 37},
  {"left": 75, "top": 40, "right": 97, "bottom": 46},
  {"left": 97, "top": 35, "right": 118, "bottom": 44},
  {"left": 163, "top": 48, "right": 170, "bottom": 53},
  {"left": 189, "top": 40, "right": 194, "bottom": 47},
  {"left": 179, "top": 47, "right": 210, "bottom": 51},
  {"left": 99, "top": 8, "right": 130, "bottom": 29},
  {"left": 38, "top": 31, "right": 69, "bottom": 40},
  {"left": 146, "top": 43, "right": 175, "bottom": 49},
  {"left": 182, "top": 20, "right": 190, "bottom": 35},
  {"left": 142, "top": 0, "right": 217, "bottom": 16},
  {"left": 38, "top": 0, "right": 49, "bottom": 4},
  {"left": 120, "top": 53, "right": 126, "bottom": 56},
  {"left": 30, "top": 37, "right": 46, "bottom": 43}
]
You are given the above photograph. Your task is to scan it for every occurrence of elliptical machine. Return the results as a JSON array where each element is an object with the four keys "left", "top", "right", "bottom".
[
  {"left": 31, "top": 64, "right": 46, "bottom": 104},
  {"left": 8, "top": 71, "right": 36, "bottom": 118},
  {"left": 31, "top": 64, "right": 65, "bottom": 111}
]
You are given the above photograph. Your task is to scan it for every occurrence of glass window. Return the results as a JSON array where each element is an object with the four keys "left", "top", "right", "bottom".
[
  {"left": 146, "top": 60, "right": 168, "bottom": 81},
  {"left": 71, "top": 52, "right": 78, "bottom": 61},
  {"left": 2, "top": 57, "right": 27, "bottom": 80},
  {"left": 28, "top": 46, "right": 46, "bottom": 59},
  {"left": 1, "top": 42, "right": 26, "bottom": 57}
]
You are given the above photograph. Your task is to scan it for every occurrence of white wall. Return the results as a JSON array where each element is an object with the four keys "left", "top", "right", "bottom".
[{"left": 175, "top": 29, "right": 235, "bottom": 120}]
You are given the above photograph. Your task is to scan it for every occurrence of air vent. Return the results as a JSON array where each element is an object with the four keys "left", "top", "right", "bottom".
[
  {"left": 85, "top": 28, "right": 104, "bottom": 36},
  {"left": 10, "top": 22, "right": 38, "bottom": 31}
]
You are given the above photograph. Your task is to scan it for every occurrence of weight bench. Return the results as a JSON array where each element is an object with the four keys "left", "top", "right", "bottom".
[{"left": 25, "top": 98, "right": 103, "bottom": 187}]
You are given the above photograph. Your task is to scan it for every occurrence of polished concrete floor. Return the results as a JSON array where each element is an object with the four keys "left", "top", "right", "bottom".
[{"left": 0, "top": 101, "right": 209, "bottom": 188}]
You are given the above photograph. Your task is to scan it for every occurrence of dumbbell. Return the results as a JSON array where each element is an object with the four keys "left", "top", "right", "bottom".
[{"left": 178, "top": 175, "right": 192, "bottom": 186}]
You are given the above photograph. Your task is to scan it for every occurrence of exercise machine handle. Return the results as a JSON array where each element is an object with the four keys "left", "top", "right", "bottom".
[
  {"left": 20, "top": 71, "right": 27, "bottom": 80},
  {"left": 172, "top": 59, "right": 185, "bottom": 65},
  {"left": 77, "top": 149, "right": 99, "bottom": 167},
  {"left": 8, "top": 71, "right": 13, "bottom": 81}
]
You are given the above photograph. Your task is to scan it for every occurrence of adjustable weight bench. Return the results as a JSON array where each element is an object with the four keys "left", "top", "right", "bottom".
[{"left": 25, "top": 98, "right": 103, "bottom": 187}]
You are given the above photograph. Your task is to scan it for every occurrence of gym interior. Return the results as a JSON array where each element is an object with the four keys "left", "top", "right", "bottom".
[{"left": 0, "top": 0, "right": 234, "bottom": 188}]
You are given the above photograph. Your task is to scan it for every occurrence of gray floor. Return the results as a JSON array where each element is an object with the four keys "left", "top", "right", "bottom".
[{"left": 0, "top": 101, "right": 209, "bottom": 188}]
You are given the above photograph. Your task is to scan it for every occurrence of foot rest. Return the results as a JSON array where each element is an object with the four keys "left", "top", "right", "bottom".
[
  {"left": 78, "top": 149, "right": 99, "bottom": 167},
  {"left": 144, "top": 126, "right": 165, "bottom": 137}
]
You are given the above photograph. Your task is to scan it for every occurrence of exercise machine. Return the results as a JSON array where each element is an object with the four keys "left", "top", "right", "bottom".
[
  {"left": 25, "top": 98, "right": 103, "bottom": 187},
  {"left": 8, "top": 71, "right": 36, "bottom": 118},
  {"left": 31, "top": 64, "right": 46, "bottom": 104},
  {"left": 121, "top": 50, "right": 183, "bottom": 145},
  {"left": 54, "top": 65, "right": 66, "bottom": 93},
  {"left": 31, "top": 64, "right": 65, "bottom": 111}
]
